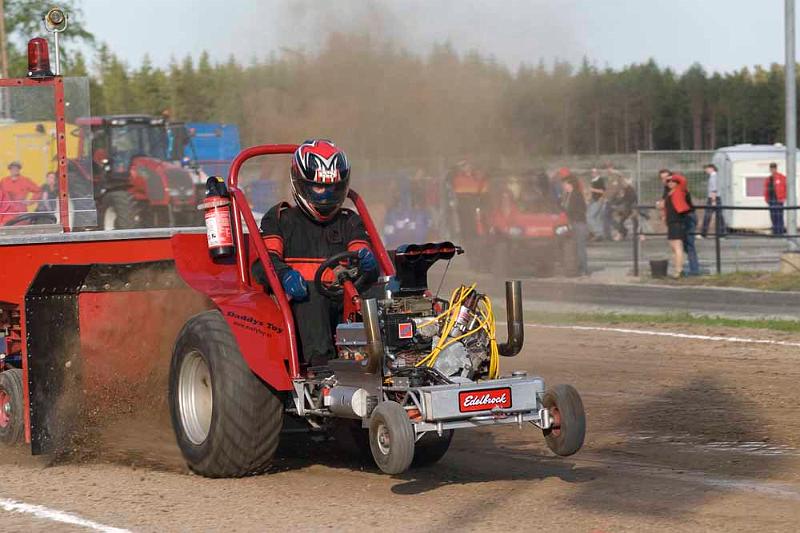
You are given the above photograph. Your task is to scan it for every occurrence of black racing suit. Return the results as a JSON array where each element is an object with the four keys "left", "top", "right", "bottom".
[{"left": 259, "top": 203, "right": 373, "bottom": 366}]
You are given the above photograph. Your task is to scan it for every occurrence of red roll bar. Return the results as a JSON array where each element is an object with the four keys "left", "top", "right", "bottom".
[{"left": 225, "top": 144, "right": 396, "bottom": 378}]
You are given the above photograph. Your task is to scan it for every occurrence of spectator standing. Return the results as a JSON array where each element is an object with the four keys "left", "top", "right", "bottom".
[
  {"left": 700, "top": 163, "right": 726, "bottom": 237},
  {"left": 609, "top": 176, "right": 637, "bottom": 240},
  {"left": 764, "top": 162, "right": 787, "bottom": 235},
  {"left": 664, "top": 174, "right": 692, "bottom": 279},
  {"left": 587, "top": 168, "right": 607, "bottom": 240},
  {"left": 561, "top": 175, "right": 589, "bottom": 276},
  {"left": 447, "top": 160, "right": 487, "bottom": 246},
  {"left": 682, "top": 180, "right": 701, "bottom": 276},
  {"left": 658, "top": 169, "right": 699, "bottom": 276},
  {"left": 38, "top": 171, "right": 58, "bottom": 213},
  {"left": 0, "top": 161, "right": 40, "bottom": 217}
]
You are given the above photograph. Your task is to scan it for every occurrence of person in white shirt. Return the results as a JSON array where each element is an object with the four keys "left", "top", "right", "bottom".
[{"left": 700, "top": 163, "right": 725, "bottom": 237}]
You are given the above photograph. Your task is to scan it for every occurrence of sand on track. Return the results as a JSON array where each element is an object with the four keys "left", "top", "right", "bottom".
[{"left": 1, "top": 322, "right": 800, "bottom": 532}]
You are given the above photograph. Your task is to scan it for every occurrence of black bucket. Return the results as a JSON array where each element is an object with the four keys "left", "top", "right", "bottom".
[{"left": 649, "top": 259, "right": 669, "bottom": 278}]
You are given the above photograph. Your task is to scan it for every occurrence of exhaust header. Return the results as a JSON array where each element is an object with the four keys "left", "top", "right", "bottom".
[
  {"left": 361, "top": 297, "right": 383, "bottom": 373},
  {"left": 498, "top": 280, "right": 524, "bottom": 357}
]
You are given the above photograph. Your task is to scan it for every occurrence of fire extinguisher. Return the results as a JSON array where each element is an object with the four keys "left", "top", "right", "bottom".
[{"left": 201, "top": 176, "right": 235, "bottom": 259}]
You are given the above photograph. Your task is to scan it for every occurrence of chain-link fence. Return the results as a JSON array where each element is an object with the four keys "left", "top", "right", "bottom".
[{"left": 636, "top": 150, "right": 715, "bottom": 205}]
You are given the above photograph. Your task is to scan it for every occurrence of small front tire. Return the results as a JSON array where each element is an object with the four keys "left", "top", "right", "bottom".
[
  {"left": 542, "top": 384, "right": 586, "bottom": 456},
  {"left": 369, "top": 401, "right": 415, "bottom": 474},
  {"left": 0, "top": 369, "right": 24, "bottom": 445}
]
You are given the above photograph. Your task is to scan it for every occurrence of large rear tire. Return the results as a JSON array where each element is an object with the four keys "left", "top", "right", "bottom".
[
  {"left": 100, "top": 190, "right": 139, "bottom": 230},
  {"left": 542, "top": 384, "right": 586, "bottom": 456},
  {"left": 0, "top": 369, "right": 24, "bottom": 445},
  {"left": 169, "top": 310, "right": 284, "bottom": 477},
  {"left": 369, "top": 401, "right": 415, "bottom": 474},
  {"left": 412, "top": 429, "right": 453, "bottom": 467}
]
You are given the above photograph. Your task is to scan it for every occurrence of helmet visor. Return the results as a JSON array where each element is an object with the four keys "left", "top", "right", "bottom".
[{"left": 295, "top": 178, "right": 349, "bottom": 218}]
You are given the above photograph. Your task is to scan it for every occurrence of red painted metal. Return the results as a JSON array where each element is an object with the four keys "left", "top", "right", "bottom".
[
  {"left": 53, "top": 77, "right": 70, "bottom": 231},
  {"left": 0, "top": 235, "right": 180, "bottom": 444},
  {"left": 0, "top": 238, "right": 176, "bottom": 304},
  {"left": 170, "top": 233, "right": 293, "bottom": 390},
  {"left": 0, "top": 77, "right": 59, "bottom": 88},
  {"left": 342, "top": 280, "right": 361, "bottom": 322},
  {"left": 348, "top": 189, "right": 395, "bottom": 277},
  {"left": 231, "top": 188, "right": 299, "bottom": 379}
]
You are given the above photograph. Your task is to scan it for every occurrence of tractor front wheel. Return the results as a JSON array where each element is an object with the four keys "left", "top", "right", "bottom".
[
  {"left": 169, "top": 310, "right": 283, "bottom": 477},
  {"left": 542, "top": 384, "right": 586, "bottom": 456},
  {"left": 0, "top": 369, "right": 24, "bottom": 445},
  {"left": 100, "top": 190, "right": 139, "bottom": 230},
  {"left": 369, "top": 401, "right": 415, "bottom": 474}
]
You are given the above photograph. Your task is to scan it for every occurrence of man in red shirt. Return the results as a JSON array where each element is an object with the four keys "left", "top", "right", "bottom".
[
  {"left": 0, "top": 161, "right": 41, "bottom": 219},
  {"left": 764, "top": 162, "right": 787, "bottom": 235},
  {"left": 0, "top": 188, "right": 13, "bottom": 225}
]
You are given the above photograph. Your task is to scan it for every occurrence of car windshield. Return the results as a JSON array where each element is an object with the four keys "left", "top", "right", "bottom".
[{"left": 110, "top": 123, "right": 168, "bottom": 160}]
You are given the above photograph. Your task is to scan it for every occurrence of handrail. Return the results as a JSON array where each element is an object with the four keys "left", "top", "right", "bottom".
[{"left": 636, "top": 203, "right": 800, "bottom": 211}]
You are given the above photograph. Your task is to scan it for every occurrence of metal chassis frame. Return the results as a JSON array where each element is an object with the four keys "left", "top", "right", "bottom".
[{"left": 289, "top": 377, "right": 554, "bottom": 438}]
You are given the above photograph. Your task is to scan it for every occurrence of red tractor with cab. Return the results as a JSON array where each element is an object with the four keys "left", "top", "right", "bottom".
[{"left": 71, "top": 115, "right": 200, "bottom": 230}]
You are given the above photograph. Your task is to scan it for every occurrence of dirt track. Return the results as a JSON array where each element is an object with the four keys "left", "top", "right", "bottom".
[{"left": 2, "top": 322, "right": 800, "bottom": 532}]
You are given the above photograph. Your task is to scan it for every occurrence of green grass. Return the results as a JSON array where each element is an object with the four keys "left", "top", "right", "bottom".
[
  {"left": 650, "top": 271, "right": 800, "bottom": 292},
  {"left": 525, "top": 310, "right": 800, "bottom": 333}
]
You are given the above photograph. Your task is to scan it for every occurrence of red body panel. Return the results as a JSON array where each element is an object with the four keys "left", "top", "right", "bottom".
[
  {"left": 0, "top": 238, "right": 175, "bottom": 304},
  {"left": 171, "top": 233, "right": 293, "bottom": 391},
  {"left": 0, "top": 235, "right": 198, "bottom": 443}
]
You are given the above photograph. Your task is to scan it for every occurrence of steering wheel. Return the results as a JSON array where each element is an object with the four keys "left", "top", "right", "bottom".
[
  {"left": 4, "top": 213, "right": 58, "bottom": 226},
  {"left": 314, "top": 250, "right": 371, "bottom": 300}
]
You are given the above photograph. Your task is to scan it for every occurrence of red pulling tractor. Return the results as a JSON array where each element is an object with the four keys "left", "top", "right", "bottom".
[{"left": 0, "top": 29, "right": 585, "bottom": 476}]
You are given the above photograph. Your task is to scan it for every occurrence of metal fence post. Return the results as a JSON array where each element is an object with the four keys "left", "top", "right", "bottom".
[
  {"left": 714, "top": 204, "right": 722, "bottom": 275},
  {"left": 632, "top": 213, "right": 640, "bottom": 276}
]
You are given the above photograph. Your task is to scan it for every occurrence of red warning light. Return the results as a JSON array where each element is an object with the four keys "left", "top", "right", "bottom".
[{"left": 27, "top": 38, "right": 54, "bottom": 79}]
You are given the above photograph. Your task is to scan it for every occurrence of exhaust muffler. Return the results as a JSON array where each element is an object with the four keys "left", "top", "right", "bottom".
[
  {"left": 498, "top": 280, "right": 524, "bottom": 357},
  {"left": 361, "top": 297, "right": 383, "bottom": 373}
]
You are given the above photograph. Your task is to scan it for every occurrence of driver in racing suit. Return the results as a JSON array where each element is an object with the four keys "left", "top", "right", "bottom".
[{"left": 258, "top": 139, "right": 378, "bottom": 368}]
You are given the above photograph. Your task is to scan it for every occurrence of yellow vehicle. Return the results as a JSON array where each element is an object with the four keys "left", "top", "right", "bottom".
[{"left": 0, "top": 120, "right": 79, "bottom": 185}]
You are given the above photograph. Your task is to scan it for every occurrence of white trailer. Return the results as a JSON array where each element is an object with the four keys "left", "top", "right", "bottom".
[{"left": 712, "top": 144, "right": 800, "bottom": 231}]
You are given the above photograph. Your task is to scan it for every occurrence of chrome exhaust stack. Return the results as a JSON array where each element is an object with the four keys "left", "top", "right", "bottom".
[
  {"left": 361, "top": 297, "right": 383, "bottom": 373},
  {"left": 498, "top": 280, "right": 524, "bottom": 357}
]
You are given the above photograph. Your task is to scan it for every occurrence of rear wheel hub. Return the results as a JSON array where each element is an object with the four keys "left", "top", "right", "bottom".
[
  {"left": 0, "top": 390, "right": 10, "bottom": 428},
  {"left": 178, "top": 351, "right": 213, "bottom": 445}
]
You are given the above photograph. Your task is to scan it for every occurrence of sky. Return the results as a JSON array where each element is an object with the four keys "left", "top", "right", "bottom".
[{"left": 78, "top": 0, "right": 790, "bottom": 74}]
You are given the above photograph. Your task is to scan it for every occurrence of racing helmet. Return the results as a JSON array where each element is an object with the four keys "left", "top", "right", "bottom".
[{"left": 290, "top": 139, "right": 350, "bottom": 222}]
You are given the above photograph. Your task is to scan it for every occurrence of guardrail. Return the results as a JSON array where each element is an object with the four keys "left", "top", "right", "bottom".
[{"left": 631, "top": 203, "right": 800, "bottom": 276}]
